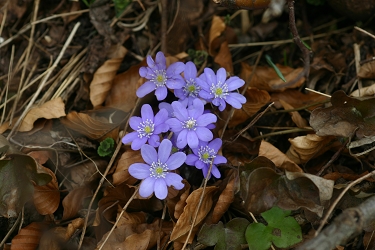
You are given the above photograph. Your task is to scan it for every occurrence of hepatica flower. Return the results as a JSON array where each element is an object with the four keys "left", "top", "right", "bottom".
[
  {"left": 196, "top": 67, "right": 246, "bottom": 111},
  {"left": 166, "top": 98, "right": 217, "bottom": 149},
  {"left": 128, "top": 139, "right": 186, "bottom": 199},
  {"left": 174, "top": 61, "right": 201, "bottom": 106},
  {"left": 137, "top": 51, "right": 185, "bottom": 101},
  {"left": 122, "top": 104, "right": 169, "bottom": 150},
  {"left": 185, "top": 138, "right": 227, "bottom": 178}
]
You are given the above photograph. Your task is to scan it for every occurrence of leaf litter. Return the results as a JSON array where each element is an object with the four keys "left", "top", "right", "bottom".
[{"left": 1, "top": 0, "right": 375, "bottom": 249}]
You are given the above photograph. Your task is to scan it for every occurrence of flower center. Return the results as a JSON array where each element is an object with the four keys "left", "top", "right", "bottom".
[
  {"left": 198, "top": 146, "right": 216, "bottom": 164},
  {"left": 183, "top": 79, "right": 200, "bottom": 97},
  {"left": 137, "top": 119, "right": 155, "bottom": 138},
  {"left": 210, "top": 81, "right": 229, "bottom": 99},
  {"left": 152, "top": 69, "right": 167, "bottom": 88},
  {"left": 149, "top": 159, "right": 168, "bottom": 178},
  {"left": 182, "top": 117, "right": 197, "bottom": 130}
]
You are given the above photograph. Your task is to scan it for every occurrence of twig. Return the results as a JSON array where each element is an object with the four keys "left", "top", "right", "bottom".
[
  {"left": 97, "top": 186, "right": 140, "bottom": 250},
  {"left": 161, "top": 0, "right": 167, "bottom": 54},
  {"left": 316, "top": 139, "right": 348, "bottom": 176},
  {"left": 315, "top": 170, "right": 375, "bottom": 236},
  {"left": 7, "top": 21, "right": 81, "bottom": 139},
  {"left": 354, "top": 26, "right": 375, "bottom": 40}
]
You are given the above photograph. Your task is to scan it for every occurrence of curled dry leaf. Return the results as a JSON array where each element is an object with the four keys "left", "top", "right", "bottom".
[
  {"left": 279, "top": 99, "right": 308, "bottom": 128},
  {"left": 240, "top": 62, "right": 305, "bottom": 91},
  {"left": 259, "top": 140, "right": 303, "bottom": 173},
  {"left": 358, "top": 60, "right": 375, "bottom": 79},
  {"left": 240, "top": 157, "right": 334, "bottom": 216},
  {"left": 62, "top": 186, "right": 92, "bottom": 220},
  {"left": 286, "top": 134, "right": 336, "bottom": 164},
  {"left": 97, "top": 220, "right": 162, "bottom": 250},
  {"left": 11, "top": 222, "right": 50, "bottom": 250},
  {"left": 113, "top": 146, "right": 143, "bottom": 186},
  {"left": 210, "top": 170, "right": 237, "bottom": 224},
  {"left": 90, "top": 45, "right": 128, "bottom": 107},
  {"left": 61, "top": 108, "right": 127, "bottom": 141},
  {"left": 214, "top": 41, "right": 233, "bottom": 73},
  {"left": 351, "top": 84, "right": 375, "bottom": 97},
  {"left": 170, "top": 186, "right": 218, "bottom": 243},
  {"left": 271, "top": 89, "right": 329, "bottom": 110},
  {"left": 209, "top": 15, "right": 226, "bottom": 56},
  {"left": 0, "top": 97, "right": 66, "bottom": 133},
  {"left": 33, "top": 166, "right": 60, "bottom": 215},
  {"left": 117, "top": 211, "right": 147, "bottom": 227}
]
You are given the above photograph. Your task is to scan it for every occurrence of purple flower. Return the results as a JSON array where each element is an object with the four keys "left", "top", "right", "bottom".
[
  {"left": 122, "top": 104, "right": 169, "bottom": 150},
  {"left": 196, "top": 67, "right": 246, "bottom": 111},
  {"left": 128, "top": 139, "right": 186, "bottom": 199},
  {"left": 165, "top": 98, "right": 217, "bottom": 149},
  {"left": 185, "top": 138, "right": 226, "bottom": 179},
  {"left": 137, "top": 52, "right": 185, "bottom": 101},
  {"left": 174, "top": 61, "right": 202, "bottom": 106}
]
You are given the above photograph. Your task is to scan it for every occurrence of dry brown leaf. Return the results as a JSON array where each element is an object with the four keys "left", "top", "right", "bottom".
[
  {"left": 113, "top": 147, "right": 143, "bottom": 185},
  {"left": 210, "top": 170, "right": 237, "bottom": 224},
  {"left": 97, "top": 220, "right": 163, "bottom": 250},
  {"left": 209, "top": 15, "right": 226, "bottom": 56},
  {"left": 0, "top": 98, "right": 66, "bottom": 133},
  {"left": 33, "top": 166, "right": 60, "bottom": 215},
  {"left": 240, "top": 62, "right": 305, "bottom": 91},
  {"left": 105, "top": 63, "right": 142, "bottom": 112},
  {"left": 222, "top": 87, "right": 270, "bottom": 128},
  {"left": 117, "top": 211, "right": 147, "bottom": 227},
  {"left": 271, "top": 89, "right": 328, "bottom": 110},
  {"left": 286, "top": 134, "right": 335, "bottom": 164},
  {"left": 63, "top": 159, "right": 108, "bottom": 191},
  {"left": 90, "top": 45, "right": 127, "bottom": 107},
  {"left": 62, "top": 186, "right": 92, "bottom": 220},
  {"left": 28, "top": 151, "right": 51, "bottom": 165},
  {"left": 358, "top": 60, "right": 375, "bottom": 79},
  {"left": 259, "top": 140, "right": 303, "bottom": 173},
  {"left": 214, "top": 41, "right": 233, "bottom": 73},
  {"left": 61, "top": 108, "right": 127, "bottom": 141},
  {"left": 170, "top": 186, "right": 218, "bottom": 243},
  {"left": 166, "top": 180, "right": 191, "bottom": 221},
  {"left": 11, "top": 222, "right": 50, "bottom": 250},
  {"left": 351, "top": 84, "right": 375, "bottom": 97},
  {"left": 279, "top": 99, "right": 308, "bottom": 128}
]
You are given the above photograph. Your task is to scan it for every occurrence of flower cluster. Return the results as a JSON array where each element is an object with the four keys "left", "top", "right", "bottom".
[{"left": 123, "top": 51, "right": 246, "bottom": 200}]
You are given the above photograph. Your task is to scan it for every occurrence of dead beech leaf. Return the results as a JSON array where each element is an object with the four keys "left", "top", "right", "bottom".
[
  {"left": 62, "top": 186, "right": 92, "bottom": 220},
  {"left": 271, "top": 89, "right": 328, "bottom": 110},
  {"left": 97, "top": 220, "right": 161, "bottom": 250},
  {"left": 117, "top": 211, "right": 147, "bottom": 227},
  {"left": 170, "top": 186, "right": 218, "bottom": 243},
  {"left": 259, "top": 140, "right": 303, "bottom": 173},
  {"left": 166, "top": 179, "right": 191, "bottom": 221},
  {"left": 90, "top": 45, "right": 127, "bottom": 107},
  {"left": 61, "top": 108, "right": 127, "bottom": 141},
  {"left": 209, "top": 15, "right": 226, "bottom": 56},
  {"left": 113, "top": 147, "right": 143, "bottom": 185},
  {"left": 33, "top": 166, "right": 60, "bottom": 215},
  {"left": 279, "top": 99, "right": 308, "bottom": 128},
  {"left": 210, "top": 170, "right": 237, "bottom": 224},
  {"left": 286, "top": 134, "right": 335, "bottom": 164},
  {"left": 28, "top": 150, "right": 51, "bottom": 165},
  {"left": 358, "top": 60, "right": 375, "bottom": 79},
  {"left": 351, "top": 84, "right": 375, "bottom": 97},
  {"left": 0, "top": 97, "right": 66, "bottom": 133},
  {"left": 11, "top": 222, "right": 50, "bottom": 250},
  {"left": 214, "top": 41, "right": 233, "bottom": 73},
  {"left": 240, "top": 62, "right": 305, "bottom": 91},
  {"left": 63, "top": 159, "right": 108, "bottom": 191}
]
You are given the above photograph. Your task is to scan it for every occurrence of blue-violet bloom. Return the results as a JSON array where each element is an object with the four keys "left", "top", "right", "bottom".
[
  {"left": 196, "top": 67, "right": 246, "bottom": 111},
  {"left": 185, "top": 138, "right": 227, "bottom": 178},
  {"left": 122, "top": 104, "right": 169, "bottom": 150},
  {"left": 174, "top": 61, "right": 201, "bottom": 106},
  {"left": 137, "top": 51, "right": 185, "bottom": 101},
  {"left": 166, "top": 98, "right": 217, "bottom": 149},
  {"left": 128, "top": 139, "right": 186, "bottom": 199}
]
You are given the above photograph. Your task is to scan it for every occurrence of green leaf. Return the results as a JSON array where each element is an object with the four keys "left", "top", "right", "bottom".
[
  {"left": 245, "top": 223, "right": 273, "bottom": 250},
  {"left": 98, "top": 137, "right": 115, "bottom": 157},
  {"left": 245, "top": 207, "right": 302, "bottom": 249},
  {"left": 197, "top": 218, "right": 250, "bottom": 250},
  {"left": 265, "top": 54, "right": 286, "bottom": 82}
]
